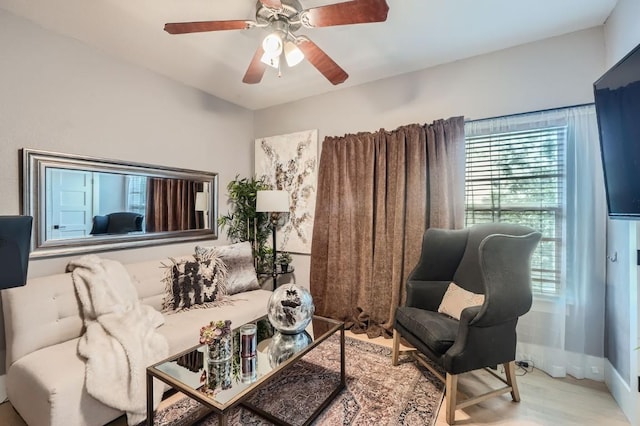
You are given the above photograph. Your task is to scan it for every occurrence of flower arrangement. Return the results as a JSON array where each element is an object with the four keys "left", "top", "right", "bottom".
[{"left": 199, "top": 320, "right": 232, "bottom": 345}]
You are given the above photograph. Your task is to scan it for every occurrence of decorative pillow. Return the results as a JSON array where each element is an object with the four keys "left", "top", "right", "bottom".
[
  {"left": 437, "top": 282, "right": 485, "bottom": 320},
  {"left": 195, "top": 242, "right": 260, "bottom": 295},
  {"left": 161, "top": 249, "right": 230, "bottom": 313}
]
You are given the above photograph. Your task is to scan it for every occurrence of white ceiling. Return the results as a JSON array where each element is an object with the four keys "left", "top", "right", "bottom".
[{"left": 0, "top": 0, "right": 618, "bottom": 110}]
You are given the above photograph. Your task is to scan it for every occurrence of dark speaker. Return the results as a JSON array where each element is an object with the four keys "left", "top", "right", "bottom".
[{"left": 0, "top": 216, "right": 33, "bottom": 289}]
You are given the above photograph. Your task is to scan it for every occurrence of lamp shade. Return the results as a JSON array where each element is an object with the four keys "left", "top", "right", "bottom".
[
  {"left": 195, "top": 191, "right": 209, "bottom": 212},
  {"left": 0, "top": 216, "right": 33, "bottom": 289},
  {"left": 256, "top": 190, "right": 290, "bottom": 213},
  {"left": 262, "top": 32, "right": 283, "bottom": 57},
  {"left": 284, "top": 41, "right": 304, "bottom": 67},
  {"left": 260, "top": 51, "right": 280, "bottom": 69}
]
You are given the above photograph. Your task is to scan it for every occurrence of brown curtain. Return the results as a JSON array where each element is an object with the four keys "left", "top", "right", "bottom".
[
  {"left": 310, "top": 118, "right": 465, "bottom": 337},
  {"left": 146, "top": 178, "right": 200, "bottom": 232}
]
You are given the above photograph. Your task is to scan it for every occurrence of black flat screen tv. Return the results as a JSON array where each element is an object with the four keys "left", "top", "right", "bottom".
[
  {"left": 594, "top": 41, "right": 640, "bottom": 219},
  {"left": 0, "top": 215, "right": 33, "bottom": 289}
]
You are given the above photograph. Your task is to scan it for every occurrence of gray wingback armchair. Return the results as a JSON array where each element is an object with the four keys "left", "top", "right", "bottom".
[
  {"left": 90, "top": 212, "right": 144, "bottom": 235},
  {"left": 392, "top": 223, "right": 541, "bottom": 424}
]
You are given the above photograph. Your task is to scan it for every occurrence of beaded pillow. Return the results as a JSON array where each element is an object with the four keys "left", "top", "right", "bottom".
[{"left": 161, "top": 248, "right": 231, "bottom": 313}]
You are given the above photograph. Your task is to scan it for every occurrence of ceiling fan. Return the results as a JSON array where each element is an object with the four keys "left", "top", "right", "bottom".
[{"left": 164, "top": 0, "right": 390, "bottom": 85}]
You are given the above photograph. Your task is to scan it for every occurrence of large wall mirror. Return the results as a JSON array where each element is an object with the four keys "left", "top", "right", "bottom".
[{"left": 22, "top": 149, "right": 218, "bottom": 258}]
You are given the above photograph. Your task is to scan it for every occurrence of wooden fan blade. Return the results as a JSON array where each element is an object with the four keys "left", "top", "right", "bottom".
[
  {"left": 302, "top": 0, "right": 389, "bottom": 28},
  {"left": 297, "top": 38, "right": 348, "bottom": 85},
  {"left": 243, "top": 46, "right": 268, "bottom": 84},
  {"left": 164, "top": 20, "right": 250, "bottom": 34},
  {"left": 259, "top": 0, "right": 283, "bottom": 8}
]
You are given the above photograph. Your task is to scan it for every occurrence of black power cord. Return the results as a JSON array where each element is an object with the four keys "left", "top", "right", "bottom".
[{"left": 514, "top": 360, "right": 535, "bottom": 376}]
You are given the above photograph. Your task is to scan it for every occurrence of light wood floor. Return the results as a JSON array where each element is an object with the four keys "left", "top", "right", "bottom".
[
  {"left": 0, "top": 331, "right": 630, "bottom": 426},
  {"left": 353, "top": 332, "right": 630, "bottom": 426}
]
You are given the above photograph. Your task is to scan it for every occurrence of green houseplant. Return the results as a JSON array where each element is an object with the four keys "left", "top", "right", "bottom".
[{"left": 218, "top": 175, "right": 272, "bottom": 271}]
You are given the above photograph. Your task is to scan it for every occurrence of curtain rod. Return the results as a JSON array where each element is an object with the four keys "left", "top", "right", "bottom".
[{"left": 464, "top": 102, "right": 594, "bottom": 123}]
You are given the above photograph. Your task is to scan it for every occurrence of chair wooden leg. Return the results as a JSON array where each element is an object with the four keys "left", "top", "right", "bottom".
[
  {"left": 504, "top": 361, "right": 521, "bottom": 402},
  {"left": 391, "top": 329, "right": 400, "bottom": 366},
  {"left": 445, "top": 373, "right": 458, "bottom": 425}
]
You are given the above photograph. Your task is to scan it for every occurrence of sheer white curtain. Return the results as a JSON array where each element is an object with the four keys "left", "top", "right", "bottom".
[{"left": 466, "top": 105, "right": 607, "bottom": 379}]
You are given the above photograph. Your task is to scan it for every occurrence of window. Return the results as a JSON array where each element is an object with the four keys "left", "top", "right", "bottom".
[
  {"left": 464, "top": 125, "right": 565, "bottom": 296},
  {"left": 125, "top": 175, "right": 147, "bottom": 217}
]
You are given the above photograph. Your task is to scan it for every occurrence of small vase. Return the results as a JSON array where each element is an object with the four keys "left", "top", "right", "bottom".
[
  {"left": 207, "top": 358, "right": 232, "bottom": 390},
  {"left": 208, "top": 335, "right": 232, "bottom": 361}
]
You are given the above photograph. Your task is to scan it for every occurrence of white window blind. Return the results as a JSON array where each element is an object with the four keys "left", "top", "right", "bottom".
[
  {"left": 464, "top": 126, "right": 566, "bottom": 296},
  {"left": 126, "top": 175, "right": 147, "bottom": 217}
]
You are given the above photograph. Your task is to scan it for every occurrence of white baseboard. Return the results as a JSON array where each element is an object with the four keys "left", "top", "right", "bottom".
[
  {"left": 604, "top": 359, "right": 636, "bottom": 425},
  {"left": 516, "top": 342, "right": 605, "bottom": 381}
]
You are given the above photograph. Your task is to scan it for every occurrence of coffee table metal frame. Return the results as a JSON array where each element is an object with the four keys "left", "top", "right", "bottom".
[{"left": 146, "top": 315, "right": 345, "bottom": 426}]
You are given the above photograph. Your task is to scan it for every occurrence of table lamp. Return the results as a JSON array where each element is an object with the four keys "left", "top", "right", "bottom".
[{"left": 0, "top": 216, "right": 33, "bottom": 289}]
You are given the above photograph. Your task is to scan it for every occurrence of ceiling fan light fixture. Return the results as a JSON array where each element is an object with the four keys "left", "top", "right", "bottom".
[
  {"left": 284, "top": 41, "right": 304, "bottom": 67},
  {"left": 262, "top": 32, "right": 283, "bottom": 56},
  {"left": 164, "top": 0, "right": 391, "bottom": 85},
  {"left": 260, "top": 50, "right": 280, "bottom": 69}
]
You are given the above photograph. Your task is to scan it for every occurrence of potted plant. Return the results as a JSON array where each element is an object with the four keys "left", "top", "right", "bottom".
[
  {"left": 199, "top": 320, "right": 232, "bottom": 361},
  {"left": 277, "top": 251, "right": 293, "bottom": 273},
  {"left": 218, "top": 175, "right": 272, "bottom": 271},
  {"left": 257, "top": 246, "right": 274, "bottom": 274}
]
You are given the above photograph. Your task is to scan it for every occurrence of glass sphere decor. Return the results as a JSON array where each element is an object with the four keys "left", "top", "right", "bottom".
[
  {"left": 267, "top": 283, "right": 315, "bottom": 334},
  {"left": 268, "top": 331, "right": 313, "bottom": 367}
]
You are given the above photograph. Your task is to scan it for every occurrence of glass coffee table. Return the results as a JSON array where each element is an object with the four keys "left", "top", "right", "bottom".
[{"left": 146, "top": 315, "right": 345, "bottom": 426}]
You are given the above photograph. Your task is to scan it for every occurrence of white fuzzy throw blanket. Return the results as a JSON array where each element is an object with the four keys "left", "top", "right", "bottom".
[{"left": 68, "top": 255, "right": 169, "bottom": 425}]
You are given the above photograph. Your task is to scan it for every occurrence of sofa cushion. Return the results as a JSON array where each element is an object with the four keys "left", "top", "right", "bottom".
[
  {"left": 2, "top": 271, "right": 85, "bottom": 369},
  {"left": 160, "top": 250, "right": 229, "bottom": 313},
  {"left": 395, "top": 306, "right": 458, "bottom": 354},
  {"left": 158, "top": 289, "right": 273, "bottom": 354},
  {"left": 125, "top": 255, "right": 192, "bottom": 311},
  {"left": 7, "top": 338, "right": 123, "bottom": 426},
  {"left": 196, "top": 242, "right": 261, "bottom": 295}
]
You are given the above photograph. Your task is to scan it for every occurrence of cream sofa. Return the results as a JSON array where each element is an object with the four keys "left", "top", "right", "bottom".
[{"left": 1, "top": 249, "right": 272, "bottom": 426}]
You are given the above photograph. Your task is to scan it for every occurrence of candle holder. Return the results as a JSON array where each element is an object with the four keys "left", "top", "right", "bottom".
[
  {"left": 241, "top": 356, "right": 257, "bottom": 383},
  {"left": 240, "top": 324, "right": 257, "bottom": 358},
  {"left": 240, "top": 324, "right": 258, "bottom": 383}
]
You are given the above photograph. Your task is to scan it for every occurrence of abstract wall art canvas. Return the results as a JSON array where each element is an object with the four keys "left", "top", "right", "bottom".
[{"left": 255, "top": 129, "right": 318, "bottom": 254}]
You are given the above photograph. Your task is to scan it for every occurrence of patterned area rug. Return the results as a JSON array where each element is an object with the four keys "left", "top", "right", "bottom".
[{"left": 152, "top": 336, "right": 444, "bottom": 426}]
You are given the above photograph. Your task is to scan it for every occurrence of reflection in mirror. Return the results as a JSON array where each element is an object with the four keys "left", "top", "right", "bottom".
[{"left": 23, "top": 149, "right": 218, "bottom": 258}]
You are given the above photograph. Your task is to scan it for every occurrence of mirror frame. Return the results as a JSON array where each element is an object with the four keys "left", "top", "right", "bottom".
[{"left": 22, "top": 148, "right": 218, "bottom": 258}]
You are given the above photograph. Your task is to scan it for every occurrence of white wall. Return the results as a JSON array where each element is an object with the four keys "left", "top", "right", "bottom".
[
  {"left": 0, "top": 8, "right": 254, "bottom": 382},
  {"left": 0, "top": 8, "right": 255, "bottom": 268},
  {"left": 604, "top": 0, "right": 640, "bottom": 66},
  {"left": 602, "top": 0, "right": 640, "bottom": 423},
  {"left": 96, "top": 173, "right": 127, "bottom": 215},
  {"left": 256, "top": 27, "right": 604, "bottom": 137},
  {"left": 255, "top": 27, "right": 606, "bottom": 293}
]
